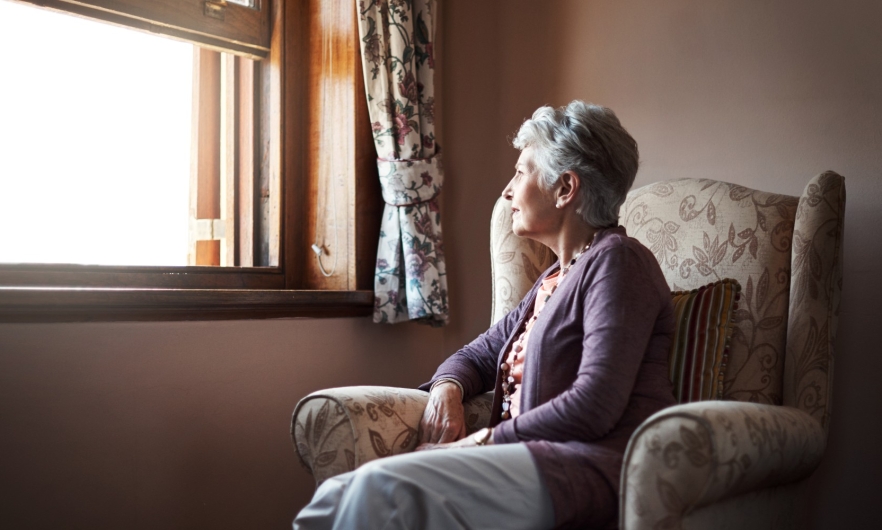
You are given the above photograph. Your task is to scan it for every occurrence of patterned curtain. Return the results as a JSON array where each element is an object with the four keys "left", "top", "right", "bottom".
[{"left": 356, "top": 0, "right": 448, "bottom": 326}]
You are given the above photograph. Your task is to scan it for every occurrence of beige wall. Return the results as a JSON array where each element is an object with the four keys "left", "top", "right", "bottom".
[
  {"left": 0, "top": 319, "right": 447, "bottom": 527},
  {"left": 1, "top": 0, "right": 880, "bottom": 528}
]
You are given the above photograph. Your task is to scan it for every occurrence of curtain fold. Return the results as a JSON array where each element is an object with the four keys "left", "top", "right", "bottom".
[{"left": 356, "top": 0, "right": 448, "bottom": 326}]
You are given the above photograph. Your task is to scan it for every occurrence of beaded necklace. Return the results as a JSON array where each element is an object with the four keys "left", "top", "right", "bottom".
[{"left": 499, "top": 241, "right": 593, "bottom": 420}]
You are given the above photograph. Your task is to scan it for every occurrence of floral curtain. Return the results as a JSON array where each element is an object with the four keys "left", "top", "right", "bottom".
[{"left": 356, "top": 0, "right": 448, "bottom": 326}]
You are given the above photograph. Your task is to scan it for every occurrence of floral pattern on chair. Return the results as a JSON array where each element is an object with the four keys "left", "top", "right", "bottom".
[
  {"left": 620, "top": 179, "right": 800, "bottom": 405},
  {"left": 292, "top": 386, "right": 494, "bottom": 485},
  {"left": 783, "top": 172, "right": 845, "bottom": 432},
  {"left": 620, "top": 401, "right": 825, "bottom": 530}
]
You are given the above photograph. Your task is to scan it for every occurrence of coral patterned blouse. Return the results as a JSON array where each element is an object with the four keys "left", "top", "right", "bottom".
[{"left": 503, "top": 270, "right": 561, "bottom": 418}]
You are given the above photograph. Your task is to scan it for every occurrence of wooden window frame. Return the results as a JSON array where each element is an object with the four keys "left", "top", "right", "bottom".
[
  {"left": 0, "top": 0, "right": 382, "bottom": 322},
  {"left": 188, "top": 49, "right": 262, "bottom": 269},
  {"left": 18, "top": 0, "right": 271, "bottom": 58}
]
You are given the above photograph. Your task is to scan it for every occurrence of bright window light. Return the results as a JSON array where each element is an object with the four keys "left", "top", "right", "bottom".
[{"left": 0, "top": 0, "right": 192, "bottom": 266}]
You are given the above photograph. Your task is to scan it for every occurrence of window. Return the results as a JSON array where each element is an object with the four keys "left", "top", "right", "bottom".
[
  {"left": 1, "top": 4, "right": 194, "bottom": 267},
  {"left": 0, "top": 0, "right": 381, "bottom": 321}
]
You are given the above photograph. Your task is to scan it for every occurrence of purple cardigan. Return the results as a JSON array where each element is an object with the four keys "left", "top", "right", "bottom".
[{"left": 420, "top": 226, "right": 676, "bottom": 529}]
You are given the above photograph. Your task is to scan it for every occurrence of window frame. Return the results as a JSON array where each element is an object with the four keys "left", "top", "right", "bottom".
[
  {"left": 15, "top": 0, "right": 271, "bottom": 58},
  {"left": 0, "top": 0, "right": 381, "bottom": 322}
]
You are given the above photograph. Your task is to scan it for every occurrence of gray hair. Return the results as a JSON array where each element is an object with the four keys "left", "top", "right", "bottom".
[{"left": 512, "top": 101, "right": 639, "bottom": 228}]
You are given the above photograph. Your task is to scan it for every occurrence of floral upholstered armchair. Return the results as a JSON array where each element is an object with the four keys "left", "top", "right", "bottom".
[{"left": 292, "top": 173, "right": 845, "bottom": 529}]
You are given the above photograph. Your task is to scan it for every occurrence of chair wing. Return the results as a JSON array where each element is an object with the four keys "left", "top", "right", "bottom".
[
  {"left": 620, "top": 179, "right": 800, "bottom": 406},
  {"left": 783, "top": 172, "right": 845, "bottom": 432}
]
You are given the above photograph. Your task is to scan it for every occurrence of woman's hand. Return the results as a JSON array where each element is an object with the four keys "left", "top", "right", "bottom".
[{"left": 417, "top": 381, "right": 466, "bottom": 448}]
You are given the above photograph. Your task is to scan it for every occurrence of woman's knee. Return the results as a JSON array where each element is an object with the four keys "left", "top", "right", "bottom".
[
  {"left": 354, "top": 454, "right": 422, "bottom": 484},
  {"left": 343, "top": 456, "right": 428, "bottom": 511},
  {"left": 348, "top": 458, "right": 409, "bottom": 494},
  {"left": 330, "top": 459, "right": 426, "bottom": 528}
]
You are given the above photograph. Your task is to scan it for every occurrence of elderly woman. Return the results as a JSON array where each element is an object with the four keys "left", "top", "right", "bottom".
[{"left": 294, "top": 101, "right": 676, "bottom": 530}]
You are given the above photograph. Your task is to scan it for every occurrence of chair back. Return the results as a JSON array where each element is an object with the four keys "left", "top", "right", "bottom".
[{"left": 489, "top": 173, "right": 845, "bottom": 433}]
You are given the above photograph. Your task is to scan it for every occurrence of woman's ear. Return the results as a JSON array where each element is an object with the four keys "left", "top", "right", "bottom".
[{"left": 555, "top": 171, "right": 581, "bottom": 208}]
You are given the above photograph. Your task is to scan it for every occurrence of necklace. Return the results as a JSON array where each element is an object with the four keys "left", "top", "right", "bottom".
[{"left": 499, "top": 240, "right": 594, "bottom": 420}]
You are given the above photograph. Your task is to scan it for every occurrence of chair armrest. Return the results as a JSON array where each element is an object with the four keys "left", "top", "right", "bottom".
[
  {"left": 291, "top": 386, "right": 494, "bottom": 485},
  {"left": 620, "top": 401, "right": 825, "bottom": 530}
]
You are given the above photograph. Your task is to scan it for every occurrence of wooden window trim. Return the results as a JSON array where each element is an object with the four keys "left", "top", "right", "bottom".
[
  {"left": 17, "top": 0, "right": 271, "bottom": 58},
  {"left": 0, "top": 288, "right": 373, "bottom": 322},
  {"left": 0, "top": 0, "right": 381, "bottom": 322},
  {"left": 188, "top": 49, "right": 258, "bottom": 269}
]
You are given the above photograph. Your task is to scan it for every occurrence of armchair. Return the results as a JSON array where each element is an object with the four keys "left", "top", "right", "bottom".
[{"left": 292, "top": 172, "right": 845, "bottom": 529}]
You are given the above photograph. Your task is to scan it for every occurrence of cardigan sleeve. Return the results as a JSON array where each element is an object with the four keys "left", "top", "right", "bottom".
[
  {"left": 494, "top": 245, "right": 664, "bottom": 444},
  {"left": 418, "top": 280, "right": 540, "bottom": 400}
]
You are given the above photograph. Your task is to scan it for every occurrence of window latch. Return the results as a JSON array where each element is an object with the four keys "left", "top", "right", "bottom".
[{"left": 204, "top": 1, "right": 226, "bottom": 21}]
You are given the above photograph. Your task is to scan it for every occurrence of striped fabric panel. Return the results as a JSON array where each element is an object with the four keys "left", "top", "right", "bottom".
[{"left": 669, "top": 279, "right": 740, "bottom": 403}]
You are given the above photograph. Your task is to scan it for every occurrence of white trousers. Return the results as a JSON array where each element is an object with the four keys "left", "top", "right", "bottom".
[{"left": 293, "top": 443, "right": 555, "bottom": 530}]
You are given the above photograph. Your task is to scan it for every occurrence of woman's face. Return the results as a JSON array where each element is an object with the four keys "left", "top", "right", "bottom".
[{"left": 502, "top": 146, "right": 560, "bottom": 240}]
